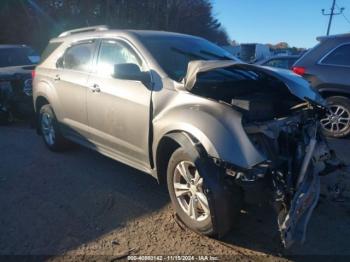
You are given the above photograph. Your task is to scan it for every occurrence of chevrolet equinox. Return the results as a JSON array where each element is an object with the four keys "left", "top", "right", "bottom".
[{"left": 33, "top": 26, "right": 342, "bottom": 248}]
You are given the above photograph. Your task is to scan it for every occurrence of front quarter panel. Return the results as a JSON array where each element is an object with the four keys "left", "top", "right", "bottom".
[{"left": 153, "top": 90, "right": 266, "bottom": 169}]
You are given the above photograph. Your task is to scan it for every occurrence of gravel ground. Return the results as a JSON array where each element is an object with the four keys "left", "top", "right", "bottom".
[{"left": 0, "top": 123, "right": 349, "bottom": 261}]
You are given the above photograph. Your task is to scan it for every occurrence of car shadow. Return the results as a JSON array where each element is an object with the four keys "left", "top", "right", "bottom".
[{"left": 0, "top": 124, "right": 170, "bottom": 255}]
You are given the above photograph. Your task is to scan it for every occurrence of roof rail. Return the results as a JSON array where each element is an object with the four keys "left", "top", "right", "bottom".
[
  {"left": 58, "top": 25, "right": 109, "bottom": 37},
  {"left": 317, "top": 33, "right": 350, "bottom": 42}
]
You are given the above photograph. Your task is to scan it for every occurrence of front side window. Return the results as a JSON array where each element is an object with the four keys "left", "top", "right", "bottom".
[
  {"left": 96, "top": 40, "right": 142, "bottom": 77},
  {"left": 321, "top": 44, "right": 350, "bottom": 67},
  {"left": 63, "top": 42, "right": 95, "bottom": 72}
]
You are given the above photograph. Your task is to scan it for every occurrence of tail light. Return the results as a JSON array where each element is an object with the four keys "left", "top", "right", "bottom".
[
  {"left": 292, "top": 66, "right": 306, "bottom": 76},
  {"left": 31, "top": 70, "right": 36, "bottom": 79}
]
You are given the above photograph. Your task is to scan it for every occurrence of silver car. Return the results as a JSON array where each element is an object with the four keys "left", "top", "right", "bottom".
[{"left": 33, "top": 26, "right": 342, "bottom": 248}]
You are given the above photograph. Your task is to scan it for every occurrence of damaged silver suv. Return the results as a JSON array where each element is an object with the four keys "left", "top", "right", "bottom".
[{"left": 33, "top": 26, "right": 342, "bottom": 248}]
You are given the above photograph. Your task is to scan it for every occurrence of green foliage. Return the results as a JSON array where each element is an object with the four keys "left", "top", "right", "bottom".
[{"left": 0, "top": 0, "right": 229, "bottom": 51}]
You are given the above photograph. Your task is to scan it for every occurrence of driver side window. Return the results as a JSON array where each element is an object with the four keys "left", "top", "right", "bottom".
[{"left": 96, "top": 40, "right": 143, "bottom": 77}]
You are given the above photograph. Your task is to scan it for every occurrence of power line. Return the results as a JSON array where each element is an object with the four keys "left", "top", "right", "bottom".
[
  {"left": 336, "top": 3, "right": 350, "bottom": 25},
  {"left": 322, "top": 0, "right": 345, "bottom": 35}
]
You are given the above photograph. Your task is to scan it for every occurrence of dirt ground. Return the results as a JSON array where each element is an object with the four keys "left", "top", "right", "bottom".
[{"left": 0, "top": 123, "right": 350, "bottom": 261}]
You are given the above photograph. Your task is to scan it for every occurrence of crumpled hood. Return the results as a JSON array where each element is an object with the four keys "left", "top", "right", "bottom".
[{"left": 184, "top": 60, "right": 326, "bottom": 107}]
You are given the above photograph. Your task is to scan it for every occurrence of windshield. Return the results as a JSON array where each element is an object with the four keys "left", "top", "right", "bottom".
[
  {"left": 0, "top": 47, "right": 39, "bottom": 68},
  {"left": 138, "top": 35, "right": 239, "bottom": 81}
]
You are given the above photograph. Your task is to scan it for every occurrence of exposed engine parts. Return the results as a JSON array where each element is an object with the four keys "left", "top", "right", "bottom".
[{"left": 223, "top": 104, "right": 345, "bottom": 247}]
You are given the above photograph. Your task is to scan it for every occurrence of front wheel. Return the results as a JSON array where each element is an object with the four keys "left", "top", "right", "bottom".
[
  {"left": 320, "top": 96, "right": 350, "bottom": 138},
  {"left": 167, "top": 147, "right": 214, "bottom": 235}
]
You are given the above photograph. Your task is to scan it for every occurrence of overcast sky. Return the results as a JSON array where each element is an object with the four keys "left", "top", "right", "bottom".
[{"left": 213, "top": 0, "right": 350, "bottom": 47}]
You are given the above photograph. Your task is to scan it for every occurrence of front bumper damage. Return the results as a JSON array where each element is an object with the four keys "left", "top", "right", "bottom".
[
  {"left": 228, "top": 110, "right": 343, "bottom": 248},
  {"left": 0, "top": 71, "right": 34, "bottom": 123}
]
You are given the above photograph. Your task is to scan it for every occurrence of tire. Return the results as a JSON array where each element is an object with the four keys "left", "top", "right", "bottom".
[
  {"left": 320, "top": 96, "right": 350, "bottom": 138},
  {"left": 39, "top": 104, "right": 69, "bottom": 151},
  {"left": 167, "top": 147, "right": 215, "bottom": 235}
]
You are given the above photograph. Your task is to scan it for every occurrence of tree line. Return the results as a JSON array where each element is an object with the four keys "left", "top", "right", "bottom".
[{"left": 0, "top": 0, "right": 229, "bottom": 51}]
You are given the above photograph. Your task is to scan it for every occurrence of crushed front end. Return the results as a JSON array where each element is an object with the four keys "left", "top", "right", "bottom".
[
  {"left": 185, "top": 61, "right": 345, "bottom": 247},
  {"left": 238, "top": 105, "right": 341, "bottom": 248}
]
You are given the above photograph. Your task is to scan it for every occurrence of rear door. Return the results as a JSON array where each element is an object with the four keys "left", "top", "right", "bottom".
[
  {"left": 54, "top": 40, "right": 97, "bottom": 136},
  {"left": 86, "top": 39, "right": 152, "bottom": 169}
]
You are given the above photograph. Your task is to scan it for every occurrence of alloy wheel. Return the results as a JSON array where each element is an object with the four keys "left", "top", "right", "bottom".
[
  {"left": 173, "top": 161, "right": 210, "bottom": 222},
  {"left": 41, "top": 113, "right": 56, "bottom": 146},
  {"left": 320, "top": 105, "right": 350, "bottom": 134}
]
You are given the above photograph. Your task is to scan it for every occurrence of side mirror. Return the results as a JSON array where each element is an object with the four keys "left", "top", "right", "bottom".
[
  {"left": 113, "top": 63, "right": 150, "bottom": 84},
  {"left": 56, "top": 57, "right": 64, "bottom": 68}
]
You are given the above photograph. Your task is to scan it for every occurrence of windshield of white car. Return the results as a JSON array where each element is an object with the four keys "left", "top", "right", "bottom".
[{"left": 138, "top": 35, "right": 238, "bottom": 81}]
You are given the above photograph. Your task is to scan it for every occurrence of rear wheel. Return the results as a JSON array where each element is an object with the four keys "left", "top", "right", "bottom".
[
  {"left": 167, "top": 147, "right": 214, "bottom": 235},
  {"left": 39, "top": 104, "right": 69, "bottom": 151},
  {"left": 320, "top": 96, "right": 350, "bottom": 138}
]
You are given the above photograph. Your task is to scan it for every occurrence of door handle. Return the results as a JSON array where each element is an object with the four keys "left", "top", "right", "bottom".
[
  {"left": 89, "top": 84, "right": 101, "bottom": 93},
  {"left": 54, "top": 75, "right": 60, "bottom": 81}
]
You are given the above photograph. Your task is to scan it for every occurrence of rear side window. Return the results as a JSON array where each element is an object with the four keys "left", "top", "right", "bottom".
[
  {"left": 321, "top": 44, "right": 350, "bottom": 66},
  {"left": 63, "top": 42, "right": 95, "bottom": 72},
  {"left": 41, "top": 42, "right": 62, "bottom": 62}
]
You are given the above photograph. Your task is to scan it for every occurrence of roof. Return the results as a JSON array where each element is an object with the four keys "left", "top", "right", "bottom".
[
  {"left": 317, "top": 33, "right": 350, "bottom": 42},
  {"left": 129, "top": 30, "right": 197, "bottom": 38},
  {"left": 51, "top": 26, "right": 199, "bottom": 43}
]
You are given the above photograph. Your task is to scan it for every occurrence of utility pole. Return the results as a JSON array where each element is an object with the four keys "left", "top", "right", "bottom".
[{"left": 322, "top": 0, "right": 345, "bottom": 36}]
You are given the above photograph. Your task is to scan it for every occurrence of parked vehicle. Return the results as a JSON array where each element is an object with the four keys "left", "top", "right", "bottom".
[
  {"left": 256, "top": 55, "right": 300, "bottom": 70},
  {"left": 0, "top": 45, "right": 39, "bottom": 123},
  {"left": 293, "top": 33, "right": 350, "bottom": 138},
  {"left": 240, "top": 43, "right": 271, "bottom": 63},
  {"left": 33, "top": 26, "right": 342, "bottom": 248}
]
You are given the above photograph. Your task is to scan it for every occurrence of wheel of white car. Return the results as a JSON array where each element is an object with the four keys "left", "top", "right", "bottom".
[
  {"left": 167, "top": 147, "right": 214, "bottom": 235},
  {"left": 39, "top": 104, "right": 69, "bottom": 151},
  {"left": 320, "top": 96, "right": 350, "bottom": 138}
]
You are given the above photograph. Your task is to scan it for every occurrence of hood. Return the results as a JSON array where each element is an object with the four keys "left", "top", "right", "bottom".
[{"left": 184, "top": 60, "right": 326, "bottom": 107}]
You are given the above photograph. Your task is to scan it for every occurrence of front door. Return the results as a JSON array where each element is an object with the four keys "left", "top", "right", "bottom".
[{"left": 86, "top": 39, "right": 152, "bottom": 169}]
